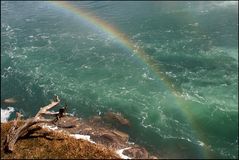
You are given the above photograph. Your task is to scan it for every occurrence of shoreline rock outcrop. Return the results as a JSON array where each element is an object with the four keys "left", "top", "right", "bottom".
[
  {"left": 1, "top": 113, "right": 158, "bottom": 159},
  {"left": 1, "top": 96, "right": 158, "bottom": 159},
  {"left": 43, "top": 113, "right": 158, "bottom": 159}
]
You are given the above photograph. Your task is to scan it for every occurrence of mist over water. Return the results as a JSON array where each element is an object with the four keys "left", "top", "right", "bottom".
[{"left": 1, "top": 1, "right": 238, "bottom": 159}]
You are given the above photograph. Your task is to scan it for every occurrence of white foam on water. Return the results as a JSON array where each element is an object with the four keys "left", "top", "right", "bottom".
[
  {"left": 211, "top": 46, "right": 238, "bottom": 61},
  {"left": 116, "top": 147, "right": 132, "bottom": 159},
  {"left": 127, "top": 141, "right": 135, "bottom": 145},
  {"left": 163, "top": 135, "right": 193, "bottom": 143},
  {"left": 1, "top": 107, "right": 15, "bottom": 123},
  {"left": 214, "top": 1, "right": 238, "bottom": 8},
  {"left": 197, "top": 140, "right": 205, "bottom": 147}
]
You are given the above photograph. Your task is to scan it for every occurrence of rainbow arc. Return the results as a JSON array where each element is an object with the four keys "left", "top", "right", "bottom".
[{"left": 49, "top": 1, "right": 209, "bottom": 158}]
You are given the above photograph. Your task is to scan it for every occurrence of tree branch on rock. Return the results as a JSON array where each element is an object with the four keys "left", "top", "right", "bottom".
[{"left": 4, "top": 96, "right": 61, "bottom": 152}]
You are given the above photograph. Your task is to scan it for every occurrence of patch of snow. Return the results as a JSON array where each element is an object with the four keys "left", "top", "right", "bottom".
[{"left": 1, "top": 107, "right": 15, "bottom": 123}]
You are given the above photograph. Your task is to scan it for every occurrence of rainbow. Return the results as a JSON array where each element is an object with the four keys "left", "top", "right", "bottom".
[
  {"left": 49, "top": 1, "right": 177, "bottom": 94},
  {"left": 49, "top": 1, "right": 209, "bottom": 158}
]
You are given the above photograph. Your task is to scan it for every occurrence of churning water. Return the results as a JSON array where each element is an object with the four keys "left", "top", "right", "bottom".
[{"left": 1, "top": 1, "right": 238, "bottom": 159}]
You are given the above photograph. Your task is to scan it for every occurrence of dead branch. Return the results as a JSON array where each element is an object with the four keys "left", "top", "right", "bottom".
[{"left": 4, "top": 96, "right": 61, "bottom": 152}]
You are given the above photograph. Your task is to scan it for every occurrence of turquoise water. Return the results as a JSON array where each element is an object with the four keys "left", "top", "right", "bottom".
[{"left": 1, "top": 1, "right": 238, "bottom": 158}]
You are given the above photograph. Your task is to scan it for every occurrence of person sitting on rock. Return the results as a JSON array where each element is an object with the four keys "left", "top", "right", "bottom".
[{"left": 53, "top": 104, "right": 67, "bottom": 122}]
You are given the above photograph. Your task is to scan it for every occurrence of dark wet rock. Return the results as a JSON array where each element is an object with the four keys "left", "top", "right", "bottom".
[
  {"left": 90, "top": 129, "right": 129, "bottom": 149},
  {"left": 123, "top": 146, "right": 149, "bottom": 159},
  {"left": 103, "top": 112, "right": 130, "bottom": 127}
]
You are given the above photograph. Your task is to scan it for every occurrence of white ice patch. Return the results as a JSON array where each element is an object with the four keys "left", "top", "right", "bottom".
[
  {"left": 1, "top": 107, "right": 15, "bottom": 123},
  {"left": 69, "top": 134, "right": 96, "bottom": 144},
  {"left": 116, "top": 147, "right": 132, "bottom": 159}
]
